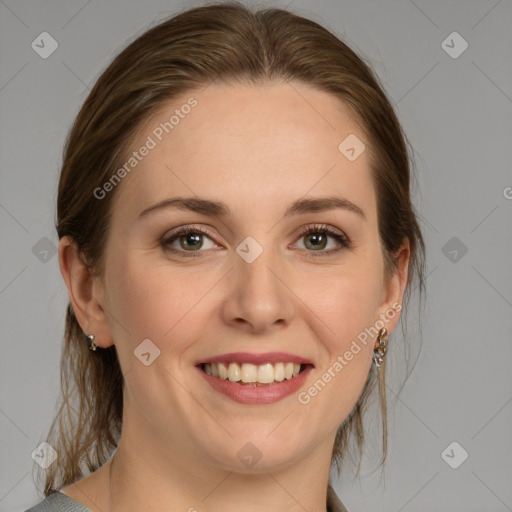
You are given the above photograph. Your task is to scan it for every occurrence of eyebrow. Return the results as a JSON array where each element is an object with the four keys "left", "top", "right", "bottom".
[{"left": 138, "top": 195, "right": 366, "bottom": 221}]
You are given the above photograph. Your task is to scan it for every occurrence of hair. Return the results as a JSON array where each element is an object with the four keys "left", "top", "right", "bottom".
[{"left": 37, "top": 0, "right": 426, "bottom": 497}]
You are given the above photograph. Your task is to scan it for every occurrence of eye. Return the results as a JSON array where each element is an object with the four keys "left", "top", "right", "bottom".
[
  {"left": 293, "top": 224, "right": 351, "bottom": 256},
  {"left": 160, "top": 225, "right": 218, "bottom": 257},
  {"left": 160, "top": 223, "right": 352, "bottom": 258}
]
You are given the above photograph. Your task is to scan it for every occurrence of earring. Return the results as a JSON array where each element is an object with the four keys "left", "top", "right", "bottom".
[
  {"left": 86, "top": 334, "right": 98, "bottom": 351},
  {"left": 373, "top": 328, "right": 388, "bottom": 369}
]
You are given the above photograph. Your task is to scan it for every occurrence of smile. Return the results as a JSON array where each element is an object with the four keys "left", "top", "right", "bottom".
[{"left": 200, "top": 362, "right": 311, "bottom": 386}]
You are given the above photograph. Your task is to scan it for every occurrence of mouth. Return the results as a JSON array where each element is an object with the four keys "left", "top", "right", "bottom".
[{"left": 197, "top": 361, "right": 314, "bottom": 386}]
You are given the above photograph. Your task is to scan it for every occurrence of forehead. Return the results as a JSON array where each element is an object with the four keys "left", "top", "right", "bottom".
[{"left": 110, "top": 81, "right": 376, "bottom": 224}]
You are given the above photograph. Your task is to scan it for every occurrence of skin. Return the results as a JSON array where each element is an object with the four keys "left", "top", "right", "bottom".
[{"left": 58, "top": 81, "right": 409, "bottom": 512}]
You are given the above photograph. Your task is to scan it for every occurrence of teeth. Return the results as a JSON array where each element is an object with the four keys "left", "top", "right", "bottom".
[
  {"left": 257, "top": 363, "right": 274, "bottom": 384},
  {"left": 285, "top": 362, "right": 293, "bottom": 379},
  {"left": 228, "top": 362, "right": 241, "bottom": 382},
  {"left": 218, "top": 363, "right": 228, "bottom": 379},
  {"left": 274, "top": 362, "right": 285, "bottom": 381},
  {"left": 241, "top": 363, "right": 258, "bottom": 383},
  {"left": 203, "top": 362, "right": 303, "bottom": 384}
]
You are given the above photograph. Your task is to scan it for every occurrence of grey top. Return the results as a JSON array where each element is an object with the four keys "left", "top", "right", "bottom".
[
  {"left": 25, "top": 486, "right": 348, "bottom": 512},
  {"left": 24, "top": 492, "right": 91, "bottom": 512}
]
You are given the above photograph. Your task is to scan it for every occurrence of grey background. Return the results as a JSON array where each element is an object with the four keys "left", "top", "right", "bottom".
[{"left": 1, "top": 1, "right": 511, "bottom": 511}]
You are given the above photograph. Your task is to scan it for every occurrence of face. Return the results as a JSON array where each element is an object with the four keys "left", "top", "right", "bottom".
[{"left": 87, "top": 82, "right": 406, "bottom": 472}]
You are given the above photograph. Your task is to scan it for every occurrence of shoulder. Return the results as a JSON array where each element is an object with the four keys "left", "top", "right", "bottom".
[
  {"left": 327, "top": 484, "right": 349, "bottom": 512},
  {"left": 24, "top": 491, "right": 92, "bottom": 512}
]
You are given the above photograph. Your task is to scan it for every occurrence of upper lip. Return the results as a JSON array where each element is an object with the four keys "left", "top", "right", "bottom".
[{"left": 195, "top": 352, "right": 314, "bottom": 367}]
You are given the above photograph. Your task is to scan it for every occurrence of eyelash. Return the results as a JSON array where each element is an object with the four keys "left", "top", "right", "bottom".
[{"left": 160, "top": 223, "right": 352, "bottom": 258}]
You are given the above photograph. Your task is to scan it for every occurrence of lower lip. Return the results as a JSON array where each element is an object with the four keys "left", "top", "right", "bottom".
[{"left": 196, "top": 366, "right": 313, "bottom": 405}]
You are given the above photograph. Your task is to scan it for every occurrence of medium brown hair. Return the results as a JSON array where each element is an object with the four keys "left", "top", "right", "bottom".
[{"left": 37, "top": 1, "right": 425, "bottom": 496}]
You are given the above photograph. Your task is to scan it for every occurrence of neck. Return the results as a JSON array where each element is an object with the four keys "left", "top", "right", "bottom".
[{"left": 105, "top": 421, "right": 335, "bottom": 512}]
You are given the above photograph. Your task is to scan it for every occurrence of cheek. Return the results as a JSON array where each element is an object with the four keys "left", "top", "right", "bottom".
[
  {"left": 296, "top": 260, "right": 382, "bottom": 416},
  {"left": 103, "top": 250, "right": 216, "bottom": 355},
  {"left": 321, "top": 282, "right": 377, "bottom": 373},
  {"left": 310, "top": 260, "right": 383, "bottom": 345},
  {"left": 299, "top": 297, "right": 377, "bottom": 430},
  {"left": 103, "top": 250, "right": 176, "bottom": 341}
]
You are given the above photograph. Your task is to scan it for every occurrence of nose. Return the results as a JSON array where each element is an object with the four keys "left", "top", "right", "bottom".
[{"left": 220, "top": 247, "right": 296, "bottom": 334}]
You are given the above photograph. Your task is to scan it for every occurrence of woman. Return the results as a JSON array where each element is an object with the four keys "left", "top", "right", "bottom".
[{"left": 26, "top": 2, "right": 425, "bottom": 511}]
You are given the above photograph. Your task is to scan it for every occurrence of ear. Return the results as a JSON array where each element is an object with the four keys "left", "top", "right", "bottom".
[
  {"left": 376, "top": 238, "right": 410, "bottom": 335},
  {"left": 58, "top": 236, "right": 114, "bottom": 348}
]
